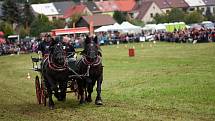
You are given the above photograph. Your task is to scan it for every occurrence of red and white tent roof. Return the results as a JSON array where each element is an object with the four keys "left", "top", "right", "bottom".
[{"left": 51, "top": 27, "right": 89, "bottom": 36}]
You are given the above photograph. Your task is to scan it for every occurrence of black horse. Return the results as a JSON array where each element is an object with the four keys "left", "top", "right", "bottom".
[
  {"left": 41, "top": 41, "right": 70, "bottom": 109},
  {"left": 76, "top": 36, "right": 103, "bottom": 105}
]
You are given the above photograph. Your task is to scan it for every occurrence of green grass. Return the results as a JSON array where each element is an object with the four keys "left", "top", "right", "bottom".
[{"left": 0, "top": 42, "right": 215, "bottom": 121}]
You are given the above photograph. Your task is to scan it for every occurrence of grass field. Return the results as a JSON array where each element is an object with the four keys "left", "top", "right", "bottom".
[{"left": 0, "top": 42, "right": 215, "bottom": 121}]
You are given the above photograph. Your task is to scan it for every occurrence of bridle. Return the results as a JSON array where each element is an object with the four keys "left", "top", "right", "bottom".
[
  {"left": 81, "top": 42, "right": 102, "bottom": 77},
  {"left": 47, "top": 43, "right": 68, "bottom": 71}
]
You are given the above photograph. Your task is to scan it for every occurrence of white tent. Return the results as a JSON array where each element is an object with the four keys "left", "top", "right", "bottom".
[
  {"left": 156, "top": 24, "right": 167, "bottom": 31},
  {"left": 95, "top": 25, "right": 112, "bottom": 32},
  {"left": 142, "top": 24, "right": 167, "bottom": 33},
  {"left": 121, "top": 22, "right": 141, "bottom": 30},
  {"left": 95, "top": 23, "right": 123, "bottom": 32},
  {"left": 108, "top": 23, "right": 123, "bottom": 31},
  {"left": 120, "top": 21, "right": 141, "bottom": 33},
  {"left": 142, "top": 24, "right": 157, "bottom": 31}
]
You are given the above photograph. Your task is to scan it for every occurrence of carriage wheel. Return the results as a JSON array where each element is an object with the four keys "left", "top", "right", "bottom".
[
  {"left": 41, "top": 82, "right": 47, "bottom": 106},
  {"left": 35, "top": 76, "right": 41, "bottom": 104}
]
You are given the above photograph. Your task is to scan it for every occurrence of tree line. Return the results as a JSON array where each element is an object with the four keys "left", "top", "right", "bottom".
[
  {"left": 153, "top": 8, "right": 215, "bottom": 24},
  {"left": 0, "top": 0, "right": 66, "bottom": 38}
]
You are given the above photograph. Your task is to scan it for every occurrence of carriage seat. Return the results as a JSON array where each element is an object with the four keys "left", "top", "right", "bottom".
[{"left": 67, "top": 57, "right": 77, "bottom": 71}]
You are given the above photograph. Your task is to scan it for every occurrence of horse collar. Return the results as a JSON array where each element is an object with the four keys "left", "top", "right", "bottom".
[
  {"left": 82, "top": 56, "right": 101, "bottom": 66},
  {"left": 48, "top": 55, "right": 67, "bottom": 71}
]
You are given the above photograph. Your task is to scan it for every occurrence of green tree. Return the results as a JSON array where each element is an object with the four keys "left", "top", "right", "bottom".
[
  {"left": 18, "top": 26, "right": 29, "bottom": 39},
  {"left": 185, "top": 11, "right": 205, "bottom": 24},
  {"left": 30, "top": 15, "right": 54, "bottom": 36},
  {"left": 113, "top": 11, "right": 127, "bottom": 24},
  {"left": 168, "top": 8, "right": 186, "bottom": 22},
  {"left": 128, "top": 19, "right": 145, "bottom": 27},
  {"left": 153, "top": 14, "right": 169, "bottom": 24},
  {"left": 52, "top": 19, "right": 66, "bottom": 29},
  {"left": 1, "top": 0, "right": 20, "bottom": 24},
  {"left": 70, "top": 14, "right": 82, "bottom": 28},
  {"left": 0, "top": 22, "right": 14, "bottom": 38},
  {"left": 22, "top": 1, "right": 35, "bottom": 29},
  {"left": 205, "top": 7, "right": 215, "bottom": 21}
]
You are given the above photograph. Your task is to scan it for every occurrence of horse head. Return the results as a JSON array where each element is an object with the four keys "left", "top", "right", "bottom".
[
  {"left": 49, "top": 41, "right": 66, "bottom": 67},
  {"left": 84, "top": 35, "right": 99, "bottom": 62}
]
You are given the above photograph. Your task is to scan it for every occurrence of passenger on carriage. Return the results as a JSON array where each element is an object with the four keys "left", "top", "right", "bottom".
[
  {"left": 61, "top": 35, "right": 77, "bottom": 70},
  {"left": 62, "top": 35, "right": 76, "bottom": 58},
  {"left": 38, "top": 34, "right": 54, "bottom": 58}
]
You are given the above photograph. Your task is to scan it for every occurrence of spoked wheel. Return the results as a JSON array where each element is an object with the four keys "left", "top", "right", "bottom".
[
  {"left": 35, "top": 76, "right": 41, "bottom": 104},
  {"left": 41, "top": 81, "right": 47, "bottom": 106}
]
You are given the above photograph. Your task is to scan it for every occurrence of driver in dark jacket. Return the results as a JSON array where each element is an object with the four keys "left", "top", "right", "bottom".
[
  {"left": 38, "top": 34, "right": 53, "bottom": 58},
  {"left": 62, "top": 35, "right": 76, "bottom": 70}
]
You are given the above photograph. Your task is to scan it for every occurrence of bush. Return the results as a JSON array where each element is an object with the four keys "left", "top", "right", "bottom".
[
  {"left": 184, "top": 11, "right": 205, "bottom": 24},
  {"left": 0, "top": 22, "right": 14, "bottom": 38},
  {"left": 153, "top": 8, "right": 206, "bottom": 24}
]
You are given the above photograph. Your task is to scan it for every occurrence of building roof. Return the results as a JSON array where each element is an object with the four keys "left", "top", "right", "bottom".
[
  {"left": 84, "top": 1, "right": 100, "bottom": 13},
  {"left": 152, "top": 0, "right": 171, "bottom": 9},
  {"left": 133, "top": 1, "right": 154, "bottom": 19},
  {"left": 53, "top": 1, "right": 75, "bottom": 15},
  {"left": 81, "top": 14, "right": 116, "bottom": 27},
  {"left": 142, "top": 0, "right": 189, "bottom": 9},
  {"left": 184, "top": 0, "right": 205, "bottom": 7},
  {"left": 114, "top": 0, "right": 136, "bottom": 12},
  {"left": 63, "top": 4, "right": 86, "bottom": 19},
  {"left": 95, "top": 1, "right": 118, "bottom": 12},
  {"left": 31, "top": 3, "right": 59, "bottom": 15},
  {"left": 166, "top": 0, "right": 189, "bottom": 8},
  {"left": 202, "top": 0, "right": 215, "bottom": 5},
  {"left": 95, "top": 0, "right": 135, "bottom": 12}
]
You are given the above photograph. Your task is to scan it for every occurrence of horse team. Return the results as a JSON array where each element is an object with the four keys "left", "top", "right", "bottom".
[{"left": 38, "top": 35, "right": 103, "bottom": 109}]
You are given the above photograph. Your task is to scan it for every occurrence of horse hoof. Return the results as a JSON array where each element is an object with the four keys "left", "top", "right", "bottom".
[
  {"left": 49, "top": 105, "right": 55, "bottom": 110},
  {"left": 95, "top": 100, "right": 103, "bottom": 105},
  {"left": 58, "top": 97, "right": 66, "bottom": 102},
  {"left": 86, "top": 97, "right": 92, "bottom": 103},
  {"left": 79, "top": 100, "right": 85, "bottom": 105}
]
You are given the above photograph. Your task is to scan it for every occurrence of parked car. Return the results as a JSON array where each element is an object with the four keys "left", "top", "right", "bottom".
[{"left": 201, "top": 21, "right": 215, "bottom": 29}]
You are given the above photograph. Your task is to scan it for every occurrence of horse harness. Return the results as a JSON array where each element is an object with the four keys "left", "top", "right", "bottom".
[{"left": 81, "top": 55, "right": 102, "bottom": 77}]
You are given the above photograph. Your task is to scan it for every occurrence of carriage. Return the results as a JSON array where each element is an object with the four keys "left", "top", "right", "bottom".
[
  {"left": 31, "top": 56, "right": 79, "bottom": 106},
  {"left": 31, "top": 57, "right": 47, "bottom": 106},
  {"left": 31, "top": 35, "right": 103, "bottom": 108}
]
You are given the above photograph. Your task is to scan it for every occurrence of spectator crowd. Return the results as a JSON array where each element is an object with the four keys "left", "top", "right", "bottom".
[{"left": 1, "top": 27, "right": 215, "bottom": 56}]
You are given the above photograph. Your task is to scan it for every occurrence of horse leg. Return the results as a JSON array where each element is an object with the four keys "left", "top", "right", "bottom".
[
  {"left": 44, "top": 76, "right": 55, "bottom": 109},
  {"left": 95, "top": 75, "right": 103, "bottom": 105},
  {"left": 58, "top": 81, "right": 67, "bottom": 101},
  {"left": 86, "top": 79, "right": 94, "bottom": 103},
  {"left": 47, "top": 85, "right": 55, "bottom": 109},
  {"left": 77, "top": 79, "right": 85, "bottom": 104}
]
